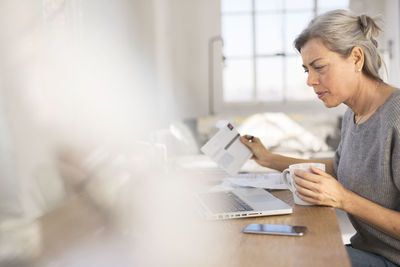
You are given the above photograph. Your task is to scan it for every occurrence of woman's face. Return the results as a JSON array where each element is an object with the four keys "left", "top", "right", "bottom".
[{"left": 300, "top": 38, "right": 358, "bottom": 108}]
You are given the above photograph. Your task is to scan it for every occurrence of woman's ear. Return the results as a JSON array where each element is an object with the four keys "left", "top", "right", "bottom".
[{"left": 351, "top": 46, "right": 364, "bottom": 72}]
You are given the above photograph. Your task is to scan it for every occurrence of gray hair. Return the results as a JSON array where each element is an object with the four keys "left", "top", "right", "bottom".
[{"left": 294, "top": 9, "right": 383, "bottom": 81}]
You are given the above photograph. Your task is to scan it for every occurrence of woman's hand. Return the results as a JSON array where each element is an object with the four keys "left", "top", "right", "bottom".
[
  {"left": 293, "top": 166, "right": 348, "bottom": 209},
  {"left": 240, "top": 135, "right": 272, "bottom": 167}
]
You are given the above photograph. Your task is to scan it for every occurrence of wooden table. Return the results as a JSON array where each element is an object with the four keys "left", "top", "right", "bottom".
[
  {"left": 36, "top": 179, "right": 351, "bottom": 267},
  {"left": 200, "top": 190, "right": 352, "bottom": 267}
]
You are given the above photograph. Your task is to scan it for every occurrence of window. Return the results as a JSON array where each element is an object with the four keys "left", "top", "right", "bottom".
[{"left": 220, "top": 0, "right": 349, "bottom": 104}]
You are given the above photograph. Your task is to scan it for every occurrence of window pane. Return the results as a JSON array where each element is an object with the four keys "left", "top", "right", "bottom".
[
  {"left": 285, "top": 0, "right": 314, "bottom": 10},
  {"left": 256, "top": 14, "right": 282, "bottom": 55},
  {"left": 285, "top": 11, "right": 313, "bottom": 53},
  {"left": 222, "top": 15, "right": 253, "bottom": 57},
  {"left": 318, "top": 0, "right": 349, "bottom": 9},
  {"left": 223, "top": 59, "right": 253, "bottom": 102},
  {"left": 255, "top": 0, "right": 283, "bottom": 11},
  {"left": 318, "top": 0, "right": 349, "bottom": 15},
  {"left": 257, "top": 58, "right": 284, "bottom": 101},
  {"left": 286, "top": 56, "right": 315, "bottom": 100},
  {"left": 221, "top": 0, "right": 252, "bottom": 13}
]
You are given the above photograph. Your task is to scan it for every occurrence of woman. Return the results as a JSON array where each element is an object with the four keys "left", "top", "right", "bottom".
[{"left": 241, "top": 10, "right": 400, "bottom": 267}]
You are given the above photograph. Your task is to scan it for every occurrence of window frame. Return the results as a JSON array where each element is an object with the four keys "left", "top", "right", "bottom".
[{"left": 215, "top": 0, "right": 348, "bottom": 115}]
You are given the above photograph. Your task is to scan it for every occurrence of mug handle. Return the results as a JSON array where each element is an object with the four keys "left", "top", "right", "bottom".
[{"left": 281, "top": 168, "right": 294, "bottom": 192}]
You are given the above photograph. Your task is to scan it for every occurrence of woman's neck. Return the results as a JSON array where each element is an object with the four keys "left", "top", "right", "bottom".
[{"left": 346, "top": 78, "right": 390, "bottom": 118}]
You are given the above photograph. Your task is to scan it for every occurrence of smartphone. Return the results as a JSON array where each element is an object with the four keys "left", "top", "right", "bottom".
[{"left": 243, "top": 223, "right": 307, "bottom": 236}]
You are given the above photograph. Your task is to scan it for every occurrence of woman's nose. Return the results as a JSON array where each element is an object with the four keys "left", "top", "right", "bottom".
[{"left": 306, "top": 71, "right": 319, "bottom": 87}]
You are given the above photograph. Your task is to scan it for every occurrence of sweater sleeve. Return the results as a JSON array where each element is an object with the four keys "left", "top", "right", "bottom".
[
  {"left": 333, "top": 143, "right": 341, "bottom": 178},
  {"left": 384, "top": 97, "right": 400, "bottom": 193},
  {"left": 334, "top": 109, "right": 351, "bottom": 178},
  {"left": 390, "top": 126, "right": 400, "bottom": 192}
]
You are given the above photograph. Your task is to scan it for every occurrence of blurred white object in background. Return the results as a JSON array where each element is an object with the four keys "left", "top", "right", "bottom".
[
  {"left": 0, "top": 219, "right": 41, "bottom": 265},
  {"left": 150, "top": 121, "right": 199, "bottom": 158},
  {"left": 0, "top": 0, "right": 175, "bottom": 265},
  {"left": 238, "top": 113, "right": 330, "bottom": 154}
]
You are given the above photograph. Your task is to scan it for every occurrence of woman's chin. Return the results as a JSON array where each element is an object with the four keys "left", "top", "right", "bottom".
[{"left": 321, "top": 99, "right": 339, "bottom": 108}]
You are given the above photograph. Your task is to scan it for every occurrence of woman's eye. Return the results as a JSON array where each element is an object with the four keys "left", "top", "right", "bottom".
[
  {"left": 303, "top": 69, "right": 309, "bottom": 73},
  {"left": 315, "top": 65, "right": 325, "bottom": 70}
]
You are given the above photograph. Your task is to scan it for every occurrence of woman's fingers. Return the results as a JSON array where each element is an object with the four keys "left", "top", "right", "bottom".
[
  {"left": 293, "top": 171, "right": 325, "bottom": 202},
  {"left": 294, "top": 182, "right": 315, "bottom": 197},
  {"left": 294, "top": 175, "right": 320, "bottom": 193},
  {"left": 294, "top": 169, "right": 320, "bottom": 183},
  {"left": 294, "top": 177, "right": 325, "bottom": 204},
  {"left": 294, "top": 167, "right": 331, "bottom": 183},
  {"left": 240, "top": 135, "right": 269, "bottom": 166},
  {"left": 240, "top": 136, "right": 250, "bottom": 143},
  {"left": 240, "top": 136, "right": 261, "bottom": 150},
  {"left": 240, "top": 135, "right": 259, "bottom": 144},
  {"left": 295, "top": 191, "right": 320, "bottom": 205},
  {"left": 294, "top": 170, "right": 342, "bottom": 207},
  {"left": 241, "top": 134, "right": 253, "bottom": 141},
  {"left": 310, "top": 166, "right": 330, "bottom": 177}
]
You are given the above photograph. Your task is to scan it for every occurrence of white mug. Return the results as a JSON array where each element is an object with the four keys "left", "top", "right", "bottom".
[{"left": 281, "top": 163, "right": 326, "bottom": 206}]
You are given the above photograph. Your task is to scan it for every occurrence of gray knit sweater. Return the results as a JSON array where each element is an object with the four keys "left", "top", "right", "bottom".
[{"left": 334, "top": 89, "right": 400, "bottom": 265}]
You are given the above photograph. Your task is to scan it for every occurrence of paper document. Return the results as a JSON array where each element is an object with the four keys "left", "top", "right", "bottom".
[
  {"left": 200, "top": 122, "right": 252, "bottom": 175},
  {"left": 225, "top": 172, "right": 288, "bottom": 190}
]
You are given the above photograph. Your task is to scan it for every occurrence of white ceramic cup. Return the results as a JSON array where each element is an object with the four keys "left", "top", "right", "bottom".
[{"left": 281, "top": 163, "right": 326, "bottom": 206}]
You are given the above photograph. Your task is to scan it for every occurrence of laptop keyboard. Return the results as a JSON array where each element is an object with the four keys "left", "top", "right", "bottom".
[{"left": 199, "top": 191, "right": 254, "bottom": 213}]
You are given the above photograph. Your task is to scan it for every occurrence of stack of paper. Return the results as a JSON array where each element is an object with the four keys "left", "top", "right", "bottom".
[{"left": 225, "top": 172, "right": 288, "bottom": 190}]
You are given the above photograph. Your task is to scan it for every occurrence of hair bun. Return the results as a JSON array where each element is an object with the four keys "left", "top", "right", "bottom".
[{"left": 358, "top": 14, "right": 381, "bottom": 41}]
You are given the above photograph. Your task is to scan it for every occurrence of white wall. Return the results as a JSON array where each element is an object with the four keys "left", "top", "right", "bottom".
[
  {"left": 384, "top": 0, "right": 400, "bottom": 87},
  {"left": 350, "top": 0, "right": 385, "bottom": 18},
  {"left": 154, "top": 0, "right": 221, "bottom": 120}
]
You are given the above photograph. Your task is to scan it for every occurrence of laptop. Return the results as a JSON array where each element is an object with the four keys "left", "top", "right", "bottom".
[{"left": 197, "top": 187, "right": 292, "bottom": 220}]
